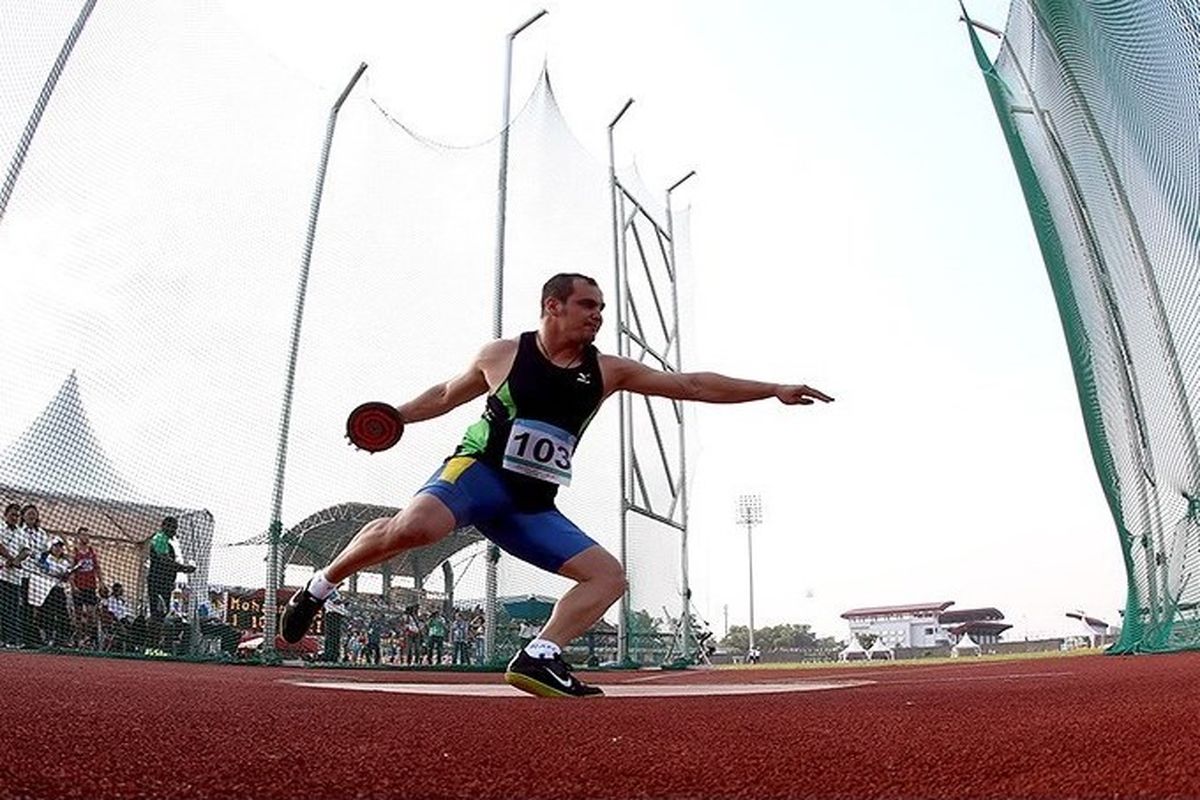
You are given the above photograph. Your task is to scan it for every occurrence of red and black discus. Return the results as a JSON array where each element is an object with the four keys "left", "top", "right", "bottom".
[{"left": 345, "top": 402, "right": 404, "bottom": 453}]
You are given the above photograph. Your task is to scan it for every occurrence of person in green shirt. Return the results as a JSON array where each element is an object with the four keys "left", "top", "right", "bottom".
[{"left": 146, "top": 516, "right": 195, "bottom": 651}]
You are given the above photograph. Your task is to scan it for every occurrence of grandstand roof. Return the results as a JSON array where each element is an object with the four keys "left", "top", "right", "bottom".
[
  {"left": 946, "top": 621, "right": 1012, "bottom": 636},
  {"left": 232, "top": 502, "right": 483, "bottom": 583},
  {"left": 939, "top": 607, "right": 1005, "bottom": 624},
  {"left": 841, "top": 601, "right": 953, "bottom": 619}
]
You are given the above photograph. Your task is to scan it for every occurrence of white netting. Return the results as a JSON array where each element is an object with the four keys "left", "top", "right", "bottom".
[{"left": 1, "top": 1, "right": 691, "bottom": 660}]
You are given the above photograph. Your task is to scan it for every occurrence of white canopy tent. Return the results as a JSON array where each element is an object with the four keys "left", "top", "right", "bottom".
[
  {"left": 0, "top": 373, "right": 214, "bottom": 625},
  {"left": 868, "top": 638, "right": 894, "bottom": 660},
  {"left": 839, "top": 636, "right": 869, "bottom": 661},
  {"left": 951, "top": 633, "right": 982, "bottom": 657}
]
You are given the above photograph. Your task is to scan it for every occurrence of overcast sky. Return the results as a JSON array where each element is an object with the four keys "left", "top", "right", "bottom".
[{"left": 4, "top": 0, "right": 1125, "bottom": 642}]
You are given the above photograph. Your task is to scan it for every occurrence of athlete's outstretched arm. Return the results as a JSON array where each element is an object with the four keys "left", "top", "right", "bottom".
[
  {"left": 395, "top": 345, "right": 493, "bottom": 423},
  {"left": 600, "top": 355, "right": 833, "bottom": 405}
]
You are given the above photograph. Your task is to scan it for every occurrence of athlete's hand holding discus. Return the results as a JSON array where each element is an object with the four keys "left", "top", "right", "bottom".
[{"left": 346, "top": 402, "right": 406, "bottom": 453}]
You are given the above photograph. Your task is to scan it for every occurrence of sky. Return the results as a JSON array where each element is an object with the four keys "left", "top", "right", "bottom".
[
  {"left": 3, "top": 0, "right": 1127, "bottom": 642},
  {"left": 207, "top": 0, "right": 1125, "bottom": 641}
]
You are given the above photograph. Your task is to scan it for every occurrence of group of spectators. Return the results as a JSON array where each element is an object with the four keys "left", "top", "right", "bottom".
[
  {"left": 335, "top": 603, "right": 485, "bottom": 666},
  {"left": 0, "top": 503, "right": 196, "bottom": 653}
]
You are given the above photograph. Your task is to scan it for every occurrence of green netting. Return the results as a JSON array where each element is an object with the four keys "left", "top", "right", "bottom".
[
  {"left": 966, "top": 0, "right": 1200, "bottom": 652},
  {"left": 0, "top": 2, "right": 690, "bottom": 665}
]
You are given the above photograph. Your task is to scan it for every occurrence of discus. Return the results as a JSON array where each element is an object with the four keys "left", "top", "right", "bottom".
[{"left": 345, "top": 402, "right": 404, "bottom": 453}]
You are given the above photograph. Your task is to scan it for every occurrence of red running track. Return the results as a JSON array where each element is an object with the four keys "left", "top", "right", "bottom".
[{"left": 3, "top": 651, "right": 1200, "bottom": 799}]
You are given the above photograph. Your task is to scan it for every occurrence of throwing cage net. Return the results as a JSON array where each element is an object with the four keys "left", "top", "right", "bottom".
[
  {"left": 0, "top": 1, "right": 693, "bottom": 665},
  {"left": 966, "top": 0, "right": 1200, "bottom": 652}
]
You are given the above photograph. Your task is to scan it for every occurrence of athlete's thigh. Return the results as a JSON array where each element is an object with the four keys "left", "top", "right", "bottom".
[
  {"left": 478, "top": 508, "right": 598, "bottom": 575},
  {"left": 414, "top": 457, "right": 512, "bottom": 529}
]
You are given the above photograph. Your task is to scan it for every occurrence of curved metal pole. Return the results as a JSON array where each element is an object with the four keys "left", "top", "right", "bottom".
[
  {"left": 486, "top": 9, "right": 547, "bottom": 666},
  {"left": 264, "top": 62, "right": 367, "bottom": 657},
  {"left": 0, "top": 0, "right": 98, "bottom": 226},
  {"left": 493, "top": 8, "right": 549, "bottom": 340}
]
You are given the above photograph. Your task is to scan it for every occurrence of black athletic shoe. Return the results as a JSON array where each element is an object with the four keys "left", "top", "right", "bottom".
[
  {"left": 505, "top": 650, "right": 604, "bottom": 698},
  {"left": 280, "top": 586, "right": 325, "bottom": 643}
]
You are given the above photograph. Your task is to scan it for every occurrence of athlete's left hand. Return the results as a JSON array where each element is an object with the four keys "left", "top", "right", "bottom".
[{"left": 776, "top": 384, "right": 834, "bottom": 405}]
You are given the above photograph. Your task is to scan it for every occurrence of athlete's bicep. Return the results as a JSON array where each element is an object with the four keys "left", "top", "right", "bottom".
[
  {"left": 601, "top": 356, "right": 692, "bottom": 399},
  {"left": 441, "top": 356, "right": 491, "bottom": 408}
]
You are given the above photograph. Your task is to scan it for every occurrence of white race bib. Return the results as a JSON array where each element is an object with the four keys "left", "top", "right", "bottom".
[{"left": 502, "top": 418, "right": 576, "bottom": 486}]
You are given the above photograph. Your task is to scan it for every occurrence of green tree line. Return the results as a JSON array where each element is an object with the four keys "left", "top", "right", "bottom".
[{"left": 720, "top": 623, "right": 843, "bottom": 653}]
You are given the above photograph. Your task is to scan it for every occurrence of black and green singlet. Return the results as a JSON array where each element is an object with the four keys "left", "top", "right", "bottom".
[{"left": 454, "top": 331, "right": 604, "bottom": 509}]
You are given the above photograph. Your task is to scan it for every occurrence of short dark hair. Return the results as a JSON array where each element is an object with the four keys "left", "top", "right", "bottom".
[
  {"left": 162, "top": 516, "right": 177, "bottom": 529},
  {"left": 4, "top": 503, "right": 19, "bottom": 515},
  {"left": 541, "top": 273, "right": 598, "bottom": 315}
]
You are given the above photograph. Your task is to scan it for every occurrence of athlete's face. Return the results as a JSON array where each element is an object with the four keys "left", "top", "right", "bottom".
[{"left": 555, "top": 280, "right": 605, "bottom": 343}]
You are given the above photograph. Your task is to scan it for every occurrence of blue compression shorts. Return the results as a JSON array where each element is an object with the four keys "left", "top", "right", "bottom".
[{"left": 416, "top": 456, "right": 598, "bottom": 574}]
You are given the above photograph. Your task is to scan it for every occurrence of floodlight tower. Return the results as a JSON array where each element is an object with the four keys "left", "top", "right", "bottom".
[{"left": 736, "top": 494, "right": 762, "bottom": 653}]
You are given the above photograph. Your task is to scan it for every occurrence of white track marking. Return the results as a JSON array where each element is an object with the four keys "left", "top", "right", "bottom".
[
  {"left": 883, "top": 670, "right": 1075, "bottom": 685},
  {"left": 283, "top": 679, "right": 873, "bottom": 697}
]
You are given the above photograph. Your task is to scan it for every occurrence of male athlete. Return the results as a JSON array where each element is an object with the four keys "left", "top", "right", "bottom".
[{"left": 282, "top": 273, "right": 832, "bottom": 696}]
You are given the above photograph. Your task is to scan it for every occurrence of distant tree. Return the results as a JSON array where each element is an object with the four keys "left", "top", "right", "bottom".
[
  {"left": 721, "top": 625, "right": 750, "bottom": 653},
  {"left": 720, "top": 623, "right": 837, "bottom": 654},
  {"left": 814, "top": 634, "right": 842, "bottom": 651},
  {"left": 755, "top": 623, "right": 818, "bottom": 651}
]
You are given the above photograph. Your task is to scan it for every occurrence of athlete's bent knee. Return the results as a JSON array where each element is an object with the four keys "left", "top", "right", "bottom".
[{"left": 599, "top": 571, "right": 627, "bottom": 604}]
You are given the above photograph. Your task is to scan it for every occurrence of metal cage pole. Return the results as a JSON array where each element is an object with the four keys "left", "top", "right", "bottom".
[
  {"left": 485, "top": 9, "right": 547, "bottom": 665},
  {"left": 0, "top": 0, "right": 98, "bottom": 226},
  {"left": 666, "top": 170, "right": 695, "bottom": 659},
  {"left": 608, "top": 98, "right": 634, "bottom": 664},
  {"left": 264, "top": 63, "right": 367, "bottom": 656}
]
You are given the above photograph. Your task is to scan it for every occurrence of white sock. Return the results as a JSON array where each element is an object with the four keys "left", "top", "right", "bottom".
[
  {"left": 524, "top": 638, "right": 560, "bottom": 659},
  {"left": 307, "top": 570, "right": 338, "bottom": 600}
]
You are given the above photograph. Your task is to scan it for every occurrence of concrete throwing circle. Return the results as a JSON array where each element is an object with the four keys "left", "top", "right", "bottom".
[{"left": 284, "top": 679, "right": 873, "bottom": 698}]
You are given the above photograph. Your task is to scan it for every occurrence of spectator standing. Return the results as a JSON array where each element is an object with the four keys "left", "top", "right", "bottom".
[
  {"left": 71, "top": 527, "right": 103, "bottom": 648},
  {"left": 366, "top": 617, "right": 382, "bottom": 665},
  {"left": 450, "top": 610, "right": 470, "bottom": 666},
  {"left": 470, "top": 607, "right": 485, "bottom": 665},
  {"left": 0, "top": 503, "right": 29, "bottom": 647},
  {"left": 404, "top": 610, "right": 422, "bottom": 666},
  {"left": 31, "top": 537, "right": 74, "bottom": 647},
  {"left": 426, "top": 609, "right": 446, "bottom": 665},
  {"left": 20, "top": 505, "right": 48, "bottom": 647},
  {"left": 146, "top": 516, "right": 195, "bottom": 651}
]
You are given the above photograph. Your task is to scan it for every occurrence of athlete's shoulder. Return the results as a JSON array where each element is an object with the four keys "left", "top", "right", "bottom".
[
  {"left": 478, "top": 337, "right": 520, "bottom": 357},
  {"left": 597, "top": 352, "right": 630, "bottom": 371}
]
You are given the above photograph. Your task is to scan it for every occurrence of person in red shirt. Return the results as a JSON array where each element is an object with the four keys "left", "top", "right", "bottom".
[{"left": 71, "top": 528, "right": 103, "bottom": 648}]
